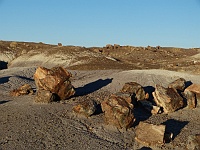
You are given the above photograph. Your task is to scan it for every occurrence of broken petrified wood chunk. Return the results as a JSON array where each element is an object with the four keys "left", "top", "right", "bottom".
[
  {"left": 101, "top": 94, "right": 135, "bottom": 129},
  {"left": 121, "top": 82, "right": 146, "bottom": 101},
  {"left": 184, "top": 84, "right": 200, "bottom": 108},
  {"left": 139, "top": 100, "right": 162, "bottom": 114},
  {"left": 168, "top": 78, "right": 186, "bottom": 91},
  {"left": 135, "top": 122, "right": 166, "bottom": 146},
  {"left": 10, "top": 84, "right": 34, "bottom": 96},
  {"left": 152, "top": 84, "right": 184, "bottom": 113},
  {"left": 35, "top": 90, "right": 57, "bottom": 103},
  {"left": 187, "top": 134, "right": 200, "bottom": 150},
  {"left": 34, "top": 66, "right": 75, "bottom": 100},
  {"left": 73, "top": 99, "right": 97, "bottom": 117}
]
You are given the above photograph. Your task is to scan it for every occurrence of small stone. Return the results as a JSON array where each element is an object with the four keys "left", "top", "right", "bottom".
[
  {"left": 187, "top": 134, "right": 200, "bottom": 150},
  {"left": 35, "top": 90, "right": 56, "bottom": 103},
  {"left": 121, "top": 82, "right": 146, "bottom": 101},
  {"left": 101, "top": 94, "right": 135, "bottom": 129},
  {"left": 168, "top": 78, "right": 186, "bottom": 91},
  {"left": 73, "top": 99, "right": 97, "bottom": 117},
  {"left": 135, "top": 122, "right": 165, "bottom": 146},
  {"left": 153, "top": 84, "right": 184, "bottom": 113},
  {"left": 10, "top": 84, "right": 34, "bottom": 96}
]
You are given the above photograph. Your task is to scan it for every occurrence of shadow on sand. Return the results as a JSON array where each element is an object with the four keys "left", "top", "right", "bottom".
[
  {"left": 75, "top": 78, "right": 113, "bottom": 96},
  {"left": 0, "top": 100, "right": 10, "bottom": 105},
  {"left": 162, "top": 119, "right": 189, "bottom": 140}
]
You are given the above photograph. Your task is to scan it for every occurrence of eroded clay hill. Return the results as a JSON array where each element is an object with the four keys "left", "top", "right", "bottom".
[{"left": 0, "top": 41, "right": 200, "bottom": 73}]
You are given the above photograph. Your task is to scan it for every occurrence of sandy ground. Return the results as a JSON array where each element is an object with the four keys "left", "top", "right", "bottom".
[{"left": 1, "top": 67, "right": 200, "bottom": 150}]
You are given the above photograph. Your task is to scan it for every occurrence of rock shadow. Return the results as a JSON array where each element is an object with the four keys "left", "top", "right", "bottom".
[
  {"left": 0, "top": 100, "right": 10, "bottom": 104},
  {"left": 0, "top": 61, "right": 8, "bottom": 70},
  {"left": 185, "top": 81, "right": 193, "bottom": 89},
  {"left": 75, "top": 78, "right": 113, "bottom": 96},
  {"left": 132, "top": 107, "right": 152, "bottom": 127},
  {"left": 93, "top": 103, "right": 103, "bottom": 115},
  {"left": 0, "top": 76, "right": 10, "bottom": 84},
  {"left": 139, "top": 147, "right": 152, "bottom": 150},
  {"left": 162, "top": 119, "right": 189, "bottom": 140},
  {"left": 0, "top": 76, "right": 34, "bottom": 84},
  {"left": 16, "top": 76, "right": 34, "bottom": 82},
  {"left": 143, "top": 86, "right": 155, "bottom": 102}
]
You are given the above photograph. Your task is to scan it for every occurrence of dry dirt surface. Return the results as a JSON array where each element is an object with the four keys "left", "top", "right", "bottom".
[{"left": 0, "top": 41, "right": 200, "bottom": 150}]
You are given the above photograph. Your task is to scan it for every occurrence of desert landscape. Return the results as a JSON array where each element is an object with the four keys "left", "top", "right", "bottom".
[{"left": 0, "top": 41, "right": 200, "bottom": 150}]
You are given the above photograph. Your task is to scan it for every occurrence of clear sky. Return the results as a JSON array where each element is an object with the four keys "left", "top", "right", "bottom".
[{"left": 0, "top": 0, "right": 200, "bottom": 48}]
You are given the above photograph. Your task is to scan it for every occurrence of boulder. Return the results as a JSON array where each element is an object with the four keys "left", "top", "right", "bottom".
[
  {"left": 187, "top": 134, "right": 200, "bottom": 150},
  {"left": 73, "top": 99, "right": 97, "bottom": 117},
  {"left": 101, "top": 94, "right": 135, "bottom": 129},
  {"left": 184, "top": 84, "right": 200, "bottom": 108},
  {"left": 168, "top": 78, "right": 186, "bottom": 91},
  {"left": 135, "top": 122, "right": 166, "bottom": 146},
  {"left": 10, "top": 84, "right": 34, "bottom": 96},
  {"left": 35, "top": 90, "right": 56, "bottom": 103},
  {"left": 34, "top": 66, "right": 75, "bottom": 100},
  {"left": 152, "top": 84, "right": 184, "bottom": 113},
  {"left": 121, "top": 82, "right": 146, "bottom": 101}
]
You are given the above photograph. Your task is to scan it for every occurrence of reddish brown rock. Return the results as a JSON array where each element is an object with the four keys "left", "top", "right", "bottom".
[
  {"left": 152, "top": 84, "right": 184, "bottom": 113},
  {"left": 121, "top": 82, "right": 146, "bottom": 101},
  {"left": 73, "top": 99, "right": 97, "bottom": 117},
  {"left": 135, "top": 122, "right": 166, "bottom": 146},
  {"left": 184, "top": 84, "right": 200, "bottom": 108},
  {"left": 187, "top": 134, "right": 200, "bottom": 150},
  {"left": 34, "top": 66, "right": 75, "bottom": 100},
  {"left": 168, "top": 78, "right": 186, "bottom": 91},
  {"left": 101, "top": 94, "right": 135, "bottom": 129},
  {"left": 10, "top": 84, "right": 34, "bottom": 96}
]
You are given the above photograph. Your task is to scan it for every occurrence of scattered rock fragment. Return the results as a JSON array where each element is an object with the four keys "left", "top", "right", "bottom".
[
  {"left": 34, "top": 66, "right": 75, "bottom": 103},
  {"left": 152, "top": 84, "right": 184, "bottom": 113},
  {"left": 168, "top": 78, "right": 186, "bottom": 91},
  {"left": 135, "top": 122, "right": 166, "bottom": 146},
  {"left": 73, "top": 99, "right": 97, "bottom": 117},
  {"left": 10, "top": 84, "right": 34, "bottom": 96},
  {"left": 139, "top": 100, "right": 162, "bottom": 114},
  {"left": 187, "top": 134, "right": 200, "bottom": 150},
  {"left": 184, "top": 84, "right": 200, "bottom": 108},
  {"left": 101, "top": 94, "right": 135, "bottom": 129}
]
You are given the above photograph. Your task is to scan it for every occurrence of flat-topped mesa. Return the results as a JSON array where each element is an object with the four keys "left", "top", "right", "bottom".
[
  {"left": 34, "top": 66, "right": 75, "bottom": 102},
  {"left": 153, "top": 84, "right": 184, "bottom": 113}
]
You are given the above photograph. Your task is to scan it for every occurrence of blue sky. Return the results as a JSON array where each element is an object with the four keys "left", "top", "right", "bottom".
[{"left": 0, "top": 0, "right": 200, "bottom": 48}]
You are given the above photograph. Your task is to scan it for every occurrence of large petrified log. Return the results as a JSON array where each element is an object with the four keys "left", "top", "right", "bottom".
[
  {"left": 153, "top": 84, "right": 184, "bottom": 113},
  {"left": 101, "top": 94, "right": 135, "bottom": 129},
  {"left": 184, "top": 84, "right": 200, "bottom": 108},
  {"left": 34, "top": 66, "right": 75, "bottom": 102},
  {"left": 135, "top": 122, "right": 166, "bottom": 146}
]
